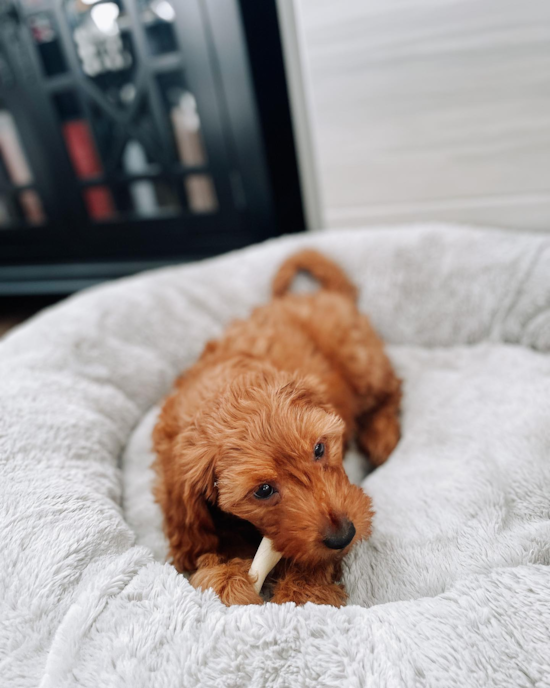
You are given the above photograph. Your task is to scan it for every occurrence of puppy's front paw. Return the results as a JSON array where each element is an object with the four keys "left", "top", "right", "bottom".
[
  {"left": 272, "top": 580, "right": 347, "bottom": 608},
  {"left": 190, "top": 556, "right": 263, "bottom": 606}
]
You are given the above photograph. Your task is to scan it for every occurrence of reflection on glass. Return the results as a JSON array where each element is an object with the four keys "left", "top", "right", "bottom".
[
  {"left": 153, "top": 181, "right": 179, "bottom": 212},
  {"left": 109, "top": 179, "right": 179, "bottom": 218},
  {"left": 83, "top": 186, "right": 117, "bottom": 220},
  {"left": 53, "top": 91, "right": 116, "bottom": 221},
  {"left": 118, "top": 98, "right": 161, "bottom": 167},
  {"left": 184, "top": 174, "right": 217, "bottom": 214},
  {"left": 88, "top": 100, "right": 121, "bottom": 167},
  {"left": 64, "top": 0, "right": 137, "bottom": 109},
  {"left": 122, "top": 140, "right": 157, "bottom": 216},
  {"left": 0, "top": 111, "right": 33, "bottom": 186},
  {"left": 0, "top": 191, "right": 47, "bottom": 227},
  {"left": 0, "top": 110, "right": 46, "bottom": 226},
  {"left": 19, "top": 190, "right": 46, "bottom": 225},
  {"left": 157, "top": 72, "right": 208, "bottom": 167},
  {"left": 157, "top": 72, "right": 217, "bottom": 213},
  {"left": 138, "top": 0, "right": 177, "bottom": 55},
  {"left": 62, "top": 118, "right": 104, "bottom": 180},
  {"left": 170, "top": 91, "right": 206, "bottom": 166},
  {"left": 28, "top": 13, "right": 68, "bottom": 76}
]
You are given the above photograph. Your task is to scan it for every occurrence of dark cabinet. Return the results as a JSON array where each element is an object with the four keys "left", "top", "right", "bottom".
[{"left": 0, "top": 0, "right": 305, "bottom": 293}]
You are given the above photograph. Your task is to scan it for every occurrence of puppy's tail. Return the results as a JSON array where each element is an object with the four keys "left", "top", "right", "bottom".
[{"left": 272, "top": 249, "right": 357, "bottom": 301}]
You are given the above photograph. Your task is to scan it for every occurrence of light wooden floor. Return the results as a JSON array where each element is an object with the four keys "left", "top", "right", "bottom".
[{"left": 296, "top": 0, "right": 550, "bottom": 231}]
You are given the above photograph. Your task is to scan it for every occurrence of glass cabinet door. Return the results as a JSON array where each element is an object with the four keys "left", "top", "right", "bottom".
[{"left": 0, "top": 0, "right": 270, "bottom": 265}]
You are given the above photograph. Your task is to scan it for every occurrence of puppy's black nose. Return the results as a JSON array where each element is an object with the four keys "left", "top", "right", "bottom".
[{"left": 323, "top": 520, "right": 356, "bottom": 550}]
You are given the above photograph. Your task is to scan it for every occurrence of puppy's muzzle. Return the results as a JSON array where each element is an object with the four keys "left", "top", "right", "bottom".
[{"left": 323, "top": 519, "right": 356, "bottom": 550}]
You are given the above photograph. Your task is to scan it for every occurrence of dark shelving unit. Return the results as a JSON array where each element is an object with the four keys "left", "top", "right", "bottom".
[{"left": 0, "top": 0, "right": 305, "bottom": 294}]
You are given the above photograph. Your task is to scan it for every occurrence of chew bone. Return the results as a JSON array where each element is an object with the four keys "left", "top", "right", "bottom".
[{"left": 249, "top": 537, "right": 282, "bottom": 594}]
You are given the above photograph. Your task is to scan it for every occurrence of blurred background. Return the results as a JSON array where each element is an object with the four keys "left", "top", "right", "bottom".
[{"left": 0, "top": 0, "right": 549, "bottom": 330}]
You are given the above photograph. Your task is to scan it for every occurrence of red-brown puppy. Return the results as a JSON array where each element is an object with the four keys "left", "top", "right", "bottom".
[{"left": 153, "top": 250, "right": 401, "bottom": 606}]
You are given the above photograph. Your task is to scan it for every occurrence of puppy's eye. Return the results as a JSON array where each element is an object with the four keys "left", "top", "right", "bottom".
[
  {"left": 314, "top": 442, "right": 325, "bottom": 460},
  {"left": 254, "top": 484, "right": 276, "bottom": 500}
]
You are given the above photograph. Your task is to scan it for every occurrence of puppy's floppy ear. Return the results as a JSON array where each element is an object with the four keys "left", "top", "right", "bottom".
[{"left": 157, "top": 427, "right": 219, "bottom": 573}]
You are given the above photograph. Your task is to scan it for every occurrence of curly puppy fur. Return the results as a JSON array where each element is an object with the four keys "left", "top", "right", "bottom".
[{"left": 153, "top": 250, "right": 401, "bottom": 607}]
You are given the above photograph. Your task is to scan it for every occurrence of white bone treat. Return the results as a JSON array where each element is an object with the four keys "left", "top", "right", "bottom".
[{"left": 249, "top": 537, "right": 282, "bottom": 594}]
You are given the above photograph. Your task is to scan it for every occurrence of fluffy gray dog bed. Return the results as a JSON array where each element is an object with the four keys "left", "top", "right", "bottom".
[{"left": 1, "top": 225, "right": 549, "bottom": 688}]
